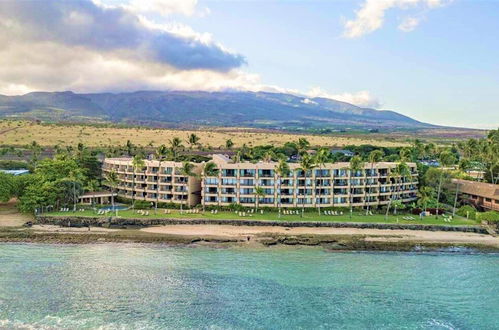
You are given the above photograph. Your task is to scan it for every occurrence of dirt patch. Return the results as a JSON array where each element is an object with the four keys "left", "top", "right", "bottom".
[{"left": 0, "top": 199, "right": 33, "bottom": 227}]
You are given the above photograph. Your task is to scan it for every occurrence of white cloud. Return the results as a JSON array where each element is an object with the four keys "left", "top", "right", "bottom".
[
  {"left": 398, "top": 16, "right": 421, "bottom": 32},
  {"left": 124, "top": 0, "right": 210, "bottom": 17},
  {"left": 306, "top": 87, "right": 381, "bottom": 108},
  {"left": 343, "top": 0, "right": 452, "bottom": 38}
]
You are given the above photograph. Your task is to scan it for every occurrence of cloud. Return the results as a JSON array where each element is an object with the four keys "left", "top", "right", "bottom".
[
  {"left": 0, "top": 0, "right": 244, "bottom": 71},
  {"left": 306, "top": 88, "right": 382, "bottom": 108},
  {"left": 126, "top": 0, "right": 200, "bottom": 17},
  {"left": 343, "top": 0, "right": 452, "bottom": 38},
  {"left": 398, "top": 16, "right": 421, "bottom": 32}
]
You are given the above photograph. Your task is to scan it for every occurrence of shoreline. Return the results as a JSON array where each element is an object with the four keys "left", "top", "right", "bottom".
[{"left": 1, "top": 224, "right": 498, "bottom": 252}]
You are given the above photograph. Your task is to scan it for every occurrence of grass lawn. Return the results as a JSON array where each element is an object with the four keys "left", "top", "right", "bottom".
[{"left": 45, "top": 208, "right": 477, "bottom": 226}]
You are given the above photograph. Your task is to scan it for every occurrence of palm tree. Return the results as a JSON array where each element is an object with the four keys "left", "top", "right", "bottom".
[
  {"left": 188, "top": 133, "right": 200, "bottom": 150},
  {"left": 296, "top": 138, "right": 310, "bottom": 158},
  {"left": 348, "top": 155, "right": 364, "bottom": 220},
  {"left": 169, "top": 137, "right": 183, "bottom": 161},
  {"left": 179, "top": 161, "right": 196, "bottom": 211},
  {"left": 417, "top": 186, "right": 434, "bottom": 213},
  {"left": 104, "top": 170, "right": 119, "bottom": 216},
  {"left": 125, "top": 140, "right": 134, "bottom": 156},
  {"left": 131, "top": 154, "right": 145, "bottom": 209},
  {"left": 262, "top": 150, "right": 275, "bottom": 162},
  {"left": 254, "top": 186, "right": 265, "bottom": 211},
  {"left": 298, "top": 154, "right": 315, "bottom": 217},
  {"left": 435, "top": 150, "right": 457, "bottom": 217},
  {"left": 225, "top": 139, "right": 234, "bottom": 150},
  {"left": 365, "top": 150, "right": 383, "bottom": 215},
  {"left": 85, "top": 179, "right": 100, "bottom": 212},
  {"left": 275, "top": 159, "right": 290, "bottom": 218},
  {"left": 154, "top": 145, "right": 169, "bottom": 214},
  {"left": 66, "top": 169, "right": 85, "bottom": 213},
  {"left": 202, "top": 162, "right": 219, "bottom": 211},
  {"left": 399, "top": 148, "right": 412, "bottom": 162},
  {"left": 314, "top": 148, "right": 329, "bottom": 216},
  {"left": 385, "top": 162, "right": 411, "bottom": 220}
]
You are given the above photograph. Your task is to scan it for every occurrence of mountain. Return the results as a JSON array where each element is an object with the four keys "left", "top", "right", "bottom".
[{"left": 0, "top": 90, "right": 433, "bottom": 129}]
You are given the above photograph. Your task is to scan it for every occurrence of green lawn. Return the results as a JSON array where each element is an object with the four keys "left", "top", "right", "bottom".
[{"left": 44, "top": 208, "right": 477, "bottom": 226}]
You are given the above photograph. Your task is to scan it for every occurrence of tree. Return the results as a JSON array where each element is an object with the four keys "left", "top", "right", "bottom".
[
  {"left": 85, "top": 179, "right": 100, "bottom": 211},
  {"left": 225, "top": 139, "right": 234, "bottom": 150},
  {"left": 169, "top": 137, "right": 183, "bottom": 161},
  {"left": 18, "top": 158, "right": 87, "bottom": 213},
  {"left": 125, "top": 140, "right": 135, "bottom": 156},
  {"left": 131, "top": 155, "right": 145, "bottom": 209},
  {"left": 298, "top": 154, "right": 315, "bottom": 217},
  {"left": 314, "top": 148, "right": 329, "bottom": 216},
  {"left": 154, "top": 145, "right": 169, "bottom": 214},
  {"left": 202, "top": 162, "right": 219, "bottom": 211},
  {"left": 178, "top": 162, "right": 196, "bottom": 211},
  {"left": 0, "top": 172, "right": 13, "bottom": 203},
  {"left": 365, "top": 150, "right": 384, "bottom": 215},
  {"left": 104, "top": 170, "right": 119, "bottom": 216},
  {"left": 66, "top": 168, "right": 86, "bottom": 212},
  {"left": 188, "top": 133, "right": 200, "bottom": 150},
  {"left": 417, "top": 186, "right": 435, "bottom": 212},
  {"left": 348, "top": 155, "right": 364, "bottom": 219},
  {"left": 253, "top": 186, "right": 265, "bottom": 211},
  {"left": 385, "top": 162, "right": 411, "bottom": 220},
  {"left": 435, "top": 150, "right": 457, "bottom": 217},
  {"left": 296, "top": 138, "right": 310, "bottom": 157},
  {"left": 274, "top": 159, "right": 290, "bottom": 218}
]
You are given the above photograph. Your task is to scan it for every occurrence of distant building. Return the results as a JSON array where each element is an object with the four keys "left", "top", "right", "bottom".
[
  {"left": 0, "top": 169, "right": 29, "bottom": 176},
  {"left": 420, "top": 160, "right": 440, "bottom": 167},
  {"left": 452, "top": 179, "right": 499, "bottom": 212},
  {"left": 330, "top": 149, "right": 355, "bottom": 157}
]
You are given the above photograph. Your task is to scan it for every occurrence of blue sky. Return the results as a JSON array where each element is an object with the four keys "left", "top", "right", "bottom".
[
  {"left": 0, "top": 0, "right": 497, "bottom": 128},
  {"left": 181, "top": 0, "right": 499, "bottom": 128}
]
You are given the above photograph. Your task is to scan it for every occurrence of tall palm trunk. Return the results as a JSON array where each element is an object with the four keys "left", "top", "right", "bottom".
[
  {"left": 317, "top": 168, "right": 321, "bottom": 216},
  {"left": 365, "top": 163, "right": 374, "bottom": 215},
  {"left": 435, "top": 171, "right": 444, "bottom": 218},
  {"left": 278, "top": 176, "right": 282, "bottom": 218},
  {"left": 132, "top": 169, "right": 136, "bottom": 209},
  {"left": 156, "top": 160, "right": 161, "bottom": 214}
]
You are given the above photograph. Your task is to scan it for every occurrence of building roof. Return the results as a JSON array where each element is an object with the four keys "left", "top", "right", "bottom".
[{"left": 452, "top": 179, "right": 499, "bottom": 199}]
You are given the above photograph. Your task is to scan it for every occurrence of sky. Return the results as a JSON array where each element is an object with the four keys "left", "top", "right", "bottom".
[{"left": 0, "top": 0, "right": 497, "bottom": 128}]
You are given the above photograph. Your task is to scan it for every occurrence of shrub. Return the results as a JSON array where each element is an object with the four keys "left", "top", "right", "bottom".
[
  {"left": 476, "top": 211, "right": 499, "bottom": 223},
  {"left": 456, "top": 205, "right": 477, "bottom": 220},
  {"left": 134, "top": 200, "right": 153, "bottom": 210}
]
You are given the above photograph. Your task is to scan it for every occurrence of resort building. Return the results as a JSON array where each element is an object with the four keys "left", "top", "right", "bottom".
[
  {"left": 452, "top": 179, "right": 499, "bottom": 212},
  {"left": 202, "top": 154, "right": 418, "bottom": 209},
  {"left": 102, "top": 158, "right": 203, "bottom": 207}
]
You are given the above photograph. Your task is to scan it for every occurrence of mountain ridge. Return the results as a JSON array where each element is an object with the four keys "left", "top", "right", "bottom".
[{"left": 0, "top": 90, "right": 434, "bottom": 130}]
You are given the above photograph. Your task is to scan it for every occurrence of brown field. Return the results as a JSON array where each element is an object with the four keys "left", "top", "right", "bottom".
[{"left": 0, "top": 120, "right": 413, "bottom": 148}]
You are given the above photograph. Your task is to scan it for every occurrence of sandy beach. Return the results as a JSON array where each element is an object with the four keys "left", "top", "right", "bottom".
[{"left": 142, "top": 225, "right": 499, "bottom": 248}]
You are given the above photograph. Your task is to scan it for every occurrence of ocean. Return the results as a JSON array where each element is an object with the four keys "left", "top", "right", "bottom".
[{"left": 0, "top": 243, "right": 498, "bottom": 329}]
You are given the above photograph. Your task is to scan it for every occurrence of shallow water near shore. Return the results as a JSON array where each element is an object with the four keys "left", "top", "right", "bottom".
[{"left": 1, "top": 243, "right": 498, "bottom": 329}]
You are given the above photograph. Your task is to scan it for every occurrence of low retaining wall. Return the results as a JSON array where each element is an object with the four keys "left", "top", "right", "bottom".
[{"left": 35, "top": 216, "right": 488, "bottom": 234}]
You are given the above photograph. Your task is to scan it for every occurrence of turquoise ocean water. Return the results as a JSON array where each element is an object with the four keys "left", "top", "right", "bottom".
[{"left": 0, "top": 243, "right": 498, "bottom": 329}]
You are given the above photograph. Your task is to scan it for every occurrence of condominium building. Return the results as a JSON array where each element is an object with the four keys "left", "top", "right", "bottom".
[
  {"left": 452, "top": 179, "right": 499, "bottom": 212},
  {"left": 102, "top": 158, "right": 202, "bottom": 207},
  {"left": 202, "top": 154, "right": 418, "bottom": 208}
]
